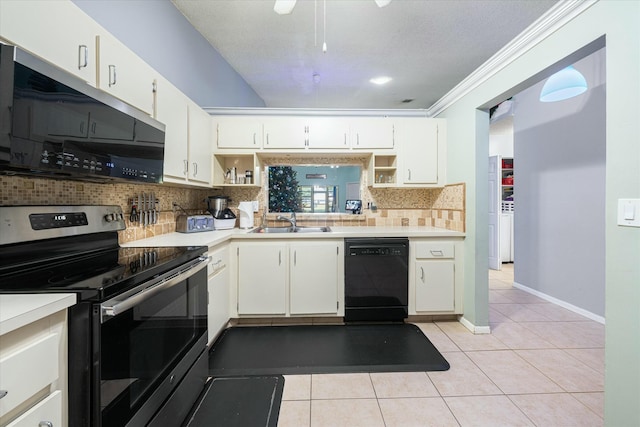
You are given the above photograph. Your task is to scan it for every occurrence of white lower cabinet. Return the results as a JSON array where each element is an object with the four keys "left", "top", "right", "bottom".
[
  {"left": 0, "top": 310, "right": 68, "bottom": 427},
  {"left": 6, "top": 390, "right": 61, "bottom": 427},
  {"left": 290, "top": 242, "right": 340, "bottom": 315},
  {"left": 236, "top": 242, "right": 288, "bottom": 315},
  {"left": 207, "top": 244, "right": 230, "bottom": 344},
  {"left": 415, "top": 260, "right": 455, "bottom": 312},
  {"left": 234, "top": 240, "right": 343, "bottom": 317},
  {"left": 410, "top": 239, "right": 462, "bottom": 314}
]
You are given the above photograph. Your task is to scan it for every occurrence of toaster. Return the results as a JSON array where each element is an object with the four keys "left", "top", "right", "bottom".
[{"left": 176, "top": 214, "right": 215, "bottom": 233}]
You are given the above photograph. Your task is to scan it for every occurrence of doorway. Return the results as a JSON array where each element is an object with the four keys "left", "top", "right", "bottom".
[{"left": 486, "top": 47, "right": 606, "bottom": 321}]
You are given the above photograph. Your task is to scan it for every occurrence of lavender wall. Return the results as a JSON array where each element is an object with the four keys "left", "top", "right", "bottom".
[
  {"left": 73, "top": 0, "right": 265, "bottom": 108},
  {"left": 513, "top": 48, "right": 606, "bottom": 317}
]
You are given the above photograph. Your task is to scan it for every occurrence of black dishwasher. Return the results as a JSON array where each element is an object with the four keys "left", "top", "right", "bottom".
[{"left": 344, "top": 238, "right": 409, "bottom": 322}]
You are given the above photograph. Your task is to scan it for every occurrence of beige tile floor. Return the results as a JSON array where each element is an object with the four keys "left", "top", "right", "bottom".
[{"left": 277, "top": 264, "right": 605, "bottom": 427}]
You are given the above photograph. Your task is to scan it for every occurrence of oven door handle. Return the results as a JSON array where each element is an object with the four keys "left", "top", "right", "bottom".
[{"left": 100, "top": 255, "right": 210, "bottom": 322}]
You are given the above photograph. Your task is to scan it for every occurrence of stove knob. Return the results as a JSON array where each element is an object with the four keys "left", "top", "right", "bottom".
[{"left": 104, "top": 213, "right": 114, "bottom": 222}]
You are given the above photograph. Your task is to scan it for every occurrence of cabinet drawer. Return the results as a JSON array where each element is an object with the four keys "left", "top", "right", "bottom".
[
  {"left": 6, "top": 390, "right": 61, "bottom": 427},
  {"left": 207, "top": 245, "right": 229, "bottom": 277},
  {"left": 0, "top": 333, "right": 59, "bottom": 416},
  {"left": 414, "top": 242, "right": 454, "bottom": 259}
]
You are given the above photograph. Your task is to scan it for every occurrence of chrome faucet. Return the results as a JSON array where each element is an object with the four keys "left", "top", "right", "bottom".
[{"left": 276, "top": 212, "right": 297, "bottom": 229}]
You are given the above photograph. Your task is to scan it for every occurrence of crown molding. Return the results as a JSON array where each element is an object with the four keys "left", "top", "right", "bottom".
[
  {"left": 203, "top": 107, "right": 428, "bottom": 117},
  {"left": 426, "top": 0, "right": 599, "bottom": 117}
]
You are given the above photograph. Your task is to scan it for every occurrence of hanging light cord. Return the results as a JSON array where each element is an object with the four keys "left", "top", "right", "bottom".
[{"left": 323, "top": 0, "right": 327, "bottom": 53}]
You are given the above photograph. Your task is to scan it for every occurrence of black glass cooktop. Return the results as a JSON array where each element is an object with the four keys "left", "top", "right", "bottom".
[{"left": 0, "top": 244, "right": 207, "bottom": 302}]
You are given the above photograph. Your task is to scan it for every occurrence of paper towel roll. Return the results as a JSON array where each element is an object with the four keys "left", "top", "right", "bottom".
[{"left": 238, "top": 201, "right": 254, "bottom": 229}]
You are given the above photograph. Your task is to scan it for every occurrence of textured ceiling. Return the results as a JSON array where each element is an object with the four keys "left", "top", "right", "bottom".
[{"left": 171, "top": 0, "right": 559, "bottom": 109}]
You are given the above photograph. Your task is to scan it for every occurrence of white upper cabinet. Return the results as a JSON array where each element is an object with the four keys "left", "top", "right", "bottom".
[
  {"left": 214, "top": 116, "right": 263, "bottom": 149},
  {"left": 262, "top": 116, "right": 351, "bottom": 149},
  {"left": 96, "top": 34, "right": 156, "bottom": 115},
  {"left": 156, "top": 78, "right": 189, "bottom": 181},
  {"left": 263, "top": 116, "right": 308, "bottom": 149},
  {"left": 158, "top": 84, "right": 213, "bottom": 187},
  {"left": 350, "top": 117, "right": 395, "bottom": 149},
  {"left": 0, "top": 0, "right": 100, "bottom": 86},
  {"left": 187, "top": 101, "right": 213, "bottom": 186},
  {"left": 306, "top": 117, "right": 351, "bottom": 149},
  {"left": 397, "top": 118, "right": 441, "bottom": 185},
  {"left": 393, "top": 118, "right": 446, "bottom": 187}
]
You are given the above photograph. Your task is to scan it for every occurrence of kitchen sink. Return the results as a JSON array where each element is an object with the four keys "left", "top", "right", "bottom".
[
  {"left": 250, "top": 226, "right": 293, "bottom": 233},
  {"left": 294, "top": 226, "right": 331, "bottom": 233},
  {"left": 249, "top": 226, "right": 331, "bottom": 233}
]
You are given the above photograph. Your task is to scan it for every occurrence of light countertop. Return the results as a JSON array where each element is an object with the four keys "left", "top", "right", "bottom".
[
  {"left": 0, "top": 293, "right": 76, "bottom": 336},
  {"left": 122, "top": 226, "right": 464, "bottom": 248}
]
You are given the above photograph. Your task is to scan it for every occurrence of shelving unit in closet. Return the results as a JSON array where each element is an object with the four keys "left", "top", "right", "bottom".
[{"left": 501, "top": 157, "right": 514, "bottom": 204}]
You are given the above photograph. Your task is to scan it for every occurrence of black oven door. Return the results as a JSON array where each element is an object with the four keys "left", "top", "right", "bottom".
[{"left": 95, "top": 258, "right": 208, "bottom": 427}]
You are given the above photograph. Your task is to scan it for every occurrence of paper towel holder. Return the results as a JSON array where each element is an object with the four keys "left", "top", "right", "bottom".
[{"left": 238, "top": 201, "right": 255, "bottom": 229}]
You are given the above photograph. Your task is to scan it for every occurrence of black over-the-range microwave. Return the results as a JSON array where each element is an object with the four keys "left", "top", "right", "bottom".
[{"left": 0, "top": 44, "right": 165, "bottom": 183}]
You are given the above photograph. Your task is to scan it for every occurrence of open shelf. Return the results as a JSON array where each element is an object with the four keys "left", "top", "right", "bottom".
[
  {"left": 369, "top": 154, "right": 397, "bottom": 186},
  {"left": 213, "top": 153, "right": 261, "bottom": 187}
]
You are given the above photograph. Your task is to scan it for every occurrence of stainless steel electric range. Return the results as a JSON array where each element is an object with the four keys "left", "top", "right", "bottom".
[{"left": 0, "top": 205, "right": 210, "bottom": 427}]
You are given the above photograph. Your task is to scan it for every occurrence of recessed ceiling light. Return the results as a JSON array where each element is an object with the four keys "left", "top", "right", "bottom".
[{"left": 370, "top": 76, "right": 392, "bottom": 85}]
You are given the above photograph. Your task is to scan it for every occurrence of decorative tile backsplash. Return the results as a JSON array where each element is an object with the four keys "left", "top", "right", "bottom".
[{"left": 0, "top": 173, "right": 465, "bottom": 243}]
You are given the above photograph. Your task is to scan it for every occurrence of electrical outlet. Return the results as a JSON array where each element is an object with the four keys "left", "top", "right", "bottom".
[{"left": 252, "top": 200, "right": 259, "bottom": 212}]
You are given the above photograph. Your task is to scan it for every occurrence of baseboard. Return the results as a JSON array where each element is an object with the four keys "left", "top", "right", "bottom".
[
  {"left": 459, "top": 316, "right": 491, "bottom": 334},
  {"left": 513, "top": 281, "right": 606, "bottom": 324}
]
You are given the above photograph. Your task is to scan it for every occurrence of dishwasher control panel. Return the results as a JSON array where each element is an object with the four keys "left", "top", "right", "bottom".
[{"left": 348, "top": 246, "right": 406, "bottom": 256}]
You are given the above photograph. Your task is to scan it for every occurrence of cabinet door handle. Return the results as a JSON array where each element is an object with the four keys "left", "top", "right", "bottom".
[
  {"left": 39, "top": 422, "right": 53, "bottom": 427},
  {"left": 294, "top": 250, "right": 297, "bottom": 266},
  {"left": 357, "top": 133, "right": 360, "bottom": 145},
  {"left": 193, "top": 162, "right": 198, "bottom": 177},
  {"left": 344, "top": 133, "right": 347, "bottom": 145},
  {"left": 253, "top": 132, "right": 256, "bottom": 145},
  {"left": 430, "top": 250, "right": 444, "bottom": 256},
  {"left": 78, "top": 44, "right": 88, "bottom": 69},
  {"left": 420, "top": 267, "right": 425, "bottom": 282},
  {"left": 266, "top": 134, "right": 269, "bottom": 145},
  {"left": 278, "top": 250, "right": 281, "bottom": 266},
  {"left": 108, "top": 64, "right": 117, "bottom": 87},
  {"left": 408, "top": 169, "right": 412, "bottom": 180},
  {"left": 183, "top": 160, "right": 189, "bottom": 176},
  {"left": 392, "top": 124, "right": 395, "bottom": 148},
  {"left": 0, "top": 390, "right": 7, "bottom": 399}
]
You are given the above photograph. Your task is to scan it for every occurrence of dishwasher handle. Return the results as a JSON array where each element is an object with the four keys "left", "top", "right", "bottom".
[{"left": 100, "top": 255, "right": 210, "bottom": 322}]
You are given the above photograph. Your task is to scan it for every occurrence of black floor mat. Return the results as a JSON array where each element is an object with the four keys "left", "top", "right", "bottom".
[
  {"left": 209, "top": 323, "right": 449, "bottom": 376},
  {"left": 184, "top": 376, "right": 284, "bottom": 427}
]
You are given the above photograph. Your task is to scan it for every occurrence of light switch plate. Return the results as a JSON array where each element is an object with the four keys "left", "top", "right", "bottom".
[{"left": 617, "top": 199, "right": 640, "bottom": 227}]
